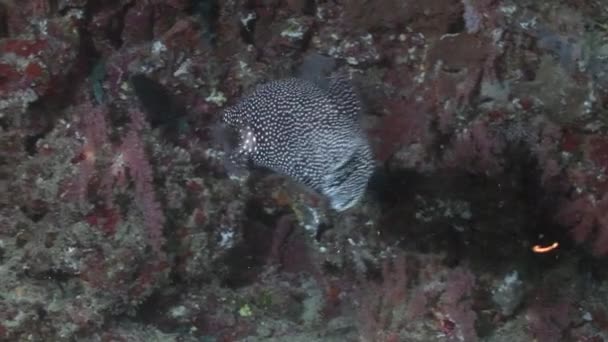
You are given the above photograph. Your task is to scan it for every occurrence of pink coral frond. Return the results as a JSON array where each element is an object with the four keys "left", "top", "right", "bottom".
[
  {"left": 557, "top": 193, "right": 608, "bottom": 256},
  {"left": 69, "top": 103, "right": 110, "bottom": 203},
  {"left": 121, "top": 110, "right": 166, "bottom": 255},
  {"left": 440, "top": 268, "right": 478, "bottom": 342}
]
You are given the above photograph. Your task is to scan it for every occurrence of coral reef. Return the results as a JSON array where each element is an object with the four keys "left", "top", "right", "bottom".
[{"left": 1, "top": 0, "right": 608, "bottom": 341}]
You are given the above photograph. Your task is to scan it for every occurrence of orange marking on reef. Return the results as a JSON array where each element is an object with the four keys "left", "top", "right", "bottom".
[{"left": 532, "top": 242, "right": 559, "bottom": 253}]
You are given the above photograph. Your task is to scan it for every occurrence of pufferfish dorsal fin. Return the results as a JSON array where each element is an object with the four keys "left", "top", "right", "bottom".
[{"left": 326, "top": 75, "right": 361, "bottom": 123}]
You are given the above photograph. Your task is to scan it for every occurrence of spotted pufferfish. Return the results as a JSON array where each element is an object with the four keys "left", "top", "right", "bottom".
[{"left": 219, "top": 76, "right": 375, "bottom": 211}]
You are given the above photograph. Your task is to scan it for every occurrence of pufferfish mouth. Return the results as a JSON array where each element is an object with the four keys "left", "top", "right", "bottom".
[
  {"left": 210, "top": 122, "right": 254, "bottom": 175},
  {"left": 211, "top": 122, "right": 239, "bottom": 155}
]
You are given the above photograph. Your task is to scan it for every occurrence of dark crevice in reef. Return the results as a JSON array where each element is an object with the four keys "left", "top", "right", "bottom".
[
  {"left": 107, "top": 2, "right": 135, "bottom": 49},
  {"left": 0, "top": 2, "right": 8, "bottom": 38},
  {"left": 302, "top": 0, "right": 317, "bottom": 16},
  {"left": 239, "top": 0, "right": 258, "bottom": 45},
  {"left": 446, "top": 11, "right": 466, "bottom": 34},
  {"left": 239, "top": 19, "right": 256, "bottom": 45},
  {"left": 20, "top": 199, "right": 49, "bottom": 222},
  {"left": 133, "top": 290, "right": 187, "bottom": 334},
  {"left": 374, "top": 147, "right": 577, "bottom": 274},
  {"left": 187, "top": 0, "right": 220, "bottom": 46},
  {"left": 130, "top": 74, "right": 188, "bottom": 131},
  {"left": 23, "top": 129, "right": 50, "bottom": 156},
  {"left": 218, "top": 199, "right": 289, "bottom": 289}
]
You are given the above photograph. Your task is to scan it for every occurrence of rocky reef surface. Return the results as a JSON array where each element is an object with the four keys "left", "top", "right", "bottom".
[{"left": 1, "top": 0, "right": 608, "bottom": 341}]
